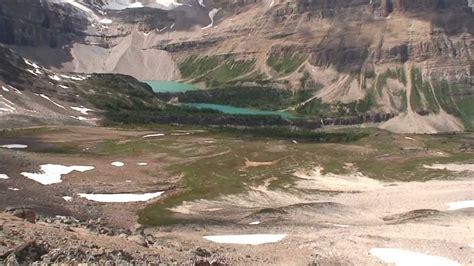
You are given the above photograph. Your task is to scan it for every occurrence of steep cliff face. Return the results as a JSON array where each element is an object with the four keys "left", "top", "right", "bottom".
[
  {"left": 0, "top": 0, "right": 89, "bottom": 47},
  {"left": 0, "top": 0, "right": 472, "bottom": 133}
]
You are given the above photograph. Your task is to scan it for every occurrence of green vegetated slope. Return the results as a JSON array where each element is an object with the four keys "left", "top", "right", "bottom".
[
  {"left": 178, "top": 55, "right": 258, "bottom": 87},
  {"left": 179, "top": 50, "right": 308, "bottom": 88},
  {"left": 80, "top": 74, "right": 166, "bottom": 111},
  {"left": 179, "top": 55, "right": 219, "bottom": 79},
  {"left": 431, "top": 80, "right": 474, "bottom": 131},
  {"left": 410, "top": 67, "right": 440, "bottom": 115},
  {"left": 267, "top": 52, "right": 307, "bottom": 75}
]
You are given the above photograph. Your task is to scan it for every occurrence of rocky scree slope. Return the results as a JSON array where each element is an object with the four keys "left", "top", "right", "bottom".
[{"left": 0, "top": 0, "right": 473, "bottom": 132}]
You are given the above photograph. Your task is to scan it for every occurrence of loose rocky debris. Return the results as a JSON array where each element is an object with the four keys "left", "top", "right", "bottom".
[
  {"left": 5, "top": 207, "right": 37, "bottom": 223},
  {"left": 0, "top": 212, "right": 228, "bottom": 265},
  {"left": 0, "top": 240, "right": 48, "bottom": 264}
]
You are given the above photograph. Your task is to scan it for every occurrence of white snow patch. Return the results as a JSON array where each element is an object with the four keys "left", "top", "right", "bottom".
[
  {"left": 1, "top": 144, "right": 28, "bottom": 149},
  {"left": 40, "top": 94, "right": 66, "bottom": 110},
  {"left": 0, "top": 95, "right": 16, "bottom": 112},
  {"left": 8, "top": 187, "right": 20, "bottom": 191},
  {"left": 155, "top": 0, "right": 182, "bottom": 9},
  {"left": 171, "top": 132, "right": 191, "bottom": 136},
  {"left": 62, "top": 196, "right": 73, "bottom": 201},
  {"left": 21, "top": 164, "right": 94, "bottom": 185},
  {"left": 26, "top": 69, "right": 39, "bottom": 76},
  {"left": 1, "top": 96, "right": 16, "bottom": 107},
  {"left": 71, "top": 116, "right": 91, "bottom": 121},
  {"left": 205, "top": 208, "right": 223, "bottom": 212},
  {"left": 99, "top": 18, "right": 113, "bottom": 24},
  {"left": 9, "top": 86, "right": 22, "bottom": 94},
  {"left": 49, "top": 75, "right": 62, "bottom": 81},
  {"left": 370, "top": 248, "right": 460, "bottom": 266},
  {"left": 59, "top": 74, "right": 86, "bottom": 81},
  {"left": 61, "top": 0, "right": 103, "bottom": 21},
  {"left": 103, "top": 0, "right": 144, "bottom": 10},
  {"left": 59, "top": 85, "right": 69, "bottom": 89},
  {"left": 203, "top": 234, "right": 286, "bottom": 245},
  {"left": 202, "top": 8, "right": 220, "bottom": 29},
  {"left": 405, "top": 137, "right": 416, "bottom": 141},
  {"left": 423, "top": 163, "right": 474, "bottom": 172},
  {"left": 249, "top": 221, "right": 260, "bottom": 225},
  {"left": 78, "top": 191, "right": 164, "bottom": 202},
  {"left": 137, "top": 163, "right": 148, "bottom": 166},
  {"left": 143, "top": 133, "right": 165, "bottom": 138},
  {"left": 62, "top": 0, "right": 95, "bottom": 14},
  {"left": 198, "top": 0, "right": 205, "bottom": 7},
  {"left": 446, "top": 200, "right": 474, "bottom": 210},
  {"left": 111, "top": 161, "right": 125, "bottom": 167},
  {"left": 129, "top": 2, "right": 144, "bottom": 8},
  {"left": 2, "top": 86, "right": 9, "bottom": 92},
  {"left": 0, "top": 174, "right": 10, "bottom": 179},
  {"left": 332, "top": 224, "right": 350, "bottom": 228},
  {"left": 71, "top": 106, "right": 93, "bottom": 115},
  {"left": 24, "top": 59, "right": 40, "bottom": 69},
  {"left": 269, "top": 0, "right": 275, "bottom": 7}
]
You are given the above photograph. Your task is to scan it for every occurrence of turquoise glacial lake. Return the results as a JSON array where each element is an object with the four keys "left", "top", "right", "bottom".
[
  {"left": 144, "top": 80, "right": 196, "bottom": 93},
  {"left": 185, "top": 103, "right": 294, "bottom": 119},
  {"left": 145, "top": 81, "right": 294, "bottom": 118}
]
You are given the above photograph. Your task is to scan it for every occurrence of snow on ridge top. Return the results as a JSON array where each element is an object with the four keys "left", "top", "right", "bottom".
[
  {"left": 102, "top": 0, "right": 182, "bottom": 10},
  {"left": 103, "top": 0, "right": 144, "bottom": 10},
  {"left": 78, "top": 191, "right": 164, "bottom": 202},
  {"left": 155, "top": 0, "right": 182, "bottom": 9},
  {"left": 60, "top": 0, "right": 101, "bottom": 20},
  {"left": 21, "top": 164, "right": 94, "bottom": 185},
  {"left": 203, "top": 234, "right": 287, "bottom": 245},
  {"left": 0, "top": 174, "right": 10, "bottom": 179},
  {"left": 370, "top": 248, "right": 461, "bottom": 266}
]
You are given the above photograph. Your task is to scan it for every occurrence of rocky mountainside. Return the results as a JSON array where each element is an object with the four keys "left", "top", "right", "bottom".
[{"left": 0, "top": 0, "right": 473, "bottom": 133}]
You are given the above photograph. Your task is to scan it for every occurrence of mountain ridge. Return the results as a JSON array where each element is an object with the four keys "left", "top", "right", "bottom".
[{"left": 0, "top": 0, "right": 472, "bottom": 133}]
